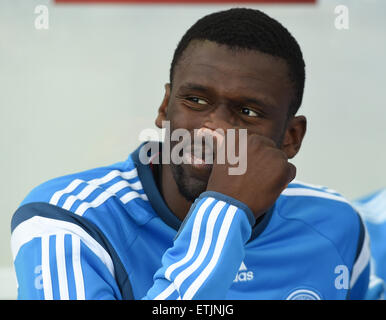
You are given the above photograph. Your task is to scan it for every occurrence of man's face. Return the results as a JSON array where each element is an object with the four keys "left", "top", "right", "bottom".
[{"left": 156, "top": 40, "right": 303, "bottom": 201}]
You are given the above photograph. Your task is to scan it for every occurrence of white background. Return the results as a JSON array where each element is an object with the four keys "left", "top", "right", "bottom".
[{"left": 0, "top": 0, "right": 385, "bottom": 299}]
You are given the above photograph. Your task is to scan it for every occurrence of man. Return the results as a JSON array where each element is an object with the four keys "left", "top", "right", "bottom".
[{"left": 11, "top": 8, "right": 370, "bottom": 300}]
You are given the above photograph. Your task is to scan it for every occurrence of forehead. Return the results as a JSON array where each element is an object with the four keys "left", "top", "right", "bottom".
[{"left": 173, "top": 40, "right": 294, "bottom": 110}]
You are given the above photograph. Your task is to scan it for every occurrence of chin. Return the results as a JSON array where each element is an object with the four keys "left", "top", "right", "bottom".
[{"left": 170, "top": 163, "right": 210, "bottom": 202}]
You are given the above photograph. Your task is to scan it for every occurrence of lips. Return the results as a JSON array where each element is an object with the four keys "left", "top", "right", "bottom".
[
  {"left": 175, "top": 127, "right": 223, "bottom": 169},
  {"left": 182, "top": 143, "right": 214, "bottom": 166}
]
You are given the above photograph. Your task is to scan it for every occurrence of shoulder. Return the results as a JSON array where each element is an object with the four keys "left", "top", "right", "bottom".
[
  {"left": 353, "top": 188, "right": 386, "bottom": 224},
  {"left": 11, "top": 155, "right": 154, "bottom": 251},
  {"left": 19, "top": 157, "right": 139, "bottom": 208},
  {"left": 11, "top": 156, "right": 150, "bottom": 300},
  {"left": 278, "top": 180, "right": 360, "bottom": 224},
  {"left": 276, "top": 180, "right": 366, "bottom": 265},
  {"left": 15, "top": 155, "right": 152, "bottom": 221}
]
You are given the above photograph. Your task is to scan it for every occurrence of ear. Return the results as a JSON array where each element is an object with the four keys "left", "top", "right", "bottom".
[
  {"left": 155, "top": 83, "right": 171, "bottom": 129},
  {"left": 281, "top": 115, "right": 307, "bottom": 159}
]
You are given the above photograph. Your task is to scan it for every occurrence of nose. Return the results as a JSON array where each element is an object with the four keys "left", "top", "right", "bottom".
[{"left": 203, "top": 105, "right": 237, "bottom": 132}]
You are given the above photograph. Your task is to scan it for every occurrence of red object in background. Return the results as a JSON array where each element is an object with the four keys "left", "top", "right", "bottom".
[{"left": 55, "top": 0, "right": 316, "bottom": 4}]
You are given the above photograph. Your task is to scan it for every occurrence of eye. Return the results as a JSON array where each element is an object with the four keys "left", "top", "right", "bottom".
[
  {"left": 240, "top": 107, "right": 259, "bottom": 117},
  {"left": 187, "top": 97, "right": 208, "bottom": 105}
]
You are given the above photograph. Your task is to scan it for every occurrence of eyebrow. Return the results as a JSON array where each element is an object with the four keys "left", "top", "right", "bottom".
[
  {"left": 178, "top": 82, "right": 275, "bottom": 110},
  {"left": 178, "top": 83, "right": 210, "bottom": 93},
  {"left": 240, "top": 96, "right": 275, "bottom": 110}
]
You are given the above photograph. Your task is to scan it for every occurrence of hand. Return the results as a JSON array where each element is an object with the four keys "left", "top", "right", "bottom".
[{"left": 205, "top": 128, "right": 296, "bottom": 219}]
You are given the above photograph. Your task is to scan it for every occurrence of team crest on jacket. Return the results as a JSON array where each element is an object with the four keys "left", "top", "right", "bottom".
[{"left": 285, "top": 288, "right": 322, "bottom": 300}]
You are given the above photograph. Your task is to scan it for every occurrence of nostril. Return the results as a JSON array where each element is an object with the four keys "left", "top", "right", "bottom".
[{"left": 196, "top": 127, "right": 225, "bottom": 148}]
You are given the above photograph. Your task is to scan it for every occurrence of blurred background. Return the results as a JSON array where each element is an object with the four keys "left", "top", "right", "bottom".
[{"left": 0, "top": 0, "right": 385, "bottom": 299}]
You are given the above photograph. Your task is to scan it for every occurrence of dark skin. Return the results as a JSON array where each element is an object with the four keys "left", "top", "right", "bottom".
[{"left": 155, "top": 40, "right": 307, "bottom": 221}]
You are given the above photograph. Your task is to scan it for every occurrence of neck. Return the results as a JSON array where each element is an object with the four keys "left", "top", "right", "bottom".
[{"left": 159, "top": 163, "right": 192, "bottom": 222}]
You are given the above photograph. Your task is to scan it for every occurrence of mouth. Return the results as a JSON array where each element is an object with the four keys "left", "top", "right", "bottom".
[
  {"left": 170, "top": 127, "right": 222, "bottom": 174},
  {"left": 181, "top": 143, "right": 214, "bottom": 171}
]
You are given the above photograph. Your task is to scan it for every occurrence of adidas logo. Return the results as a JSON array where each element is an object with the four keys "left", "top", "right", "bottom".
[{"left": 233, "top": 261, "right": 254, "bottom": 283}]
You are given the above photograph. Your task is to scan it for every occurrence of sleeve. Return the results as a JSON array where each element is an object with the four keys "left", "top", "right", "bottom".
[
  {"left": 11, "top": 205, "right": 122, "bottom": 300},
  {"left": 348, "top": 221, "right": 385, "bottom": 300},
  {"left": 143, "top": 191, "right": 255, "bottom": 300},
  {"left": 12, "top": 191, "right": 255, "bottom": 300}
]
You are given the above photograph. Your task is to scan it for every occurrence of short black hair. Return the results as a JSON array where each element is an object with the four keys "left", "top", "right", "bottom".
[{"left": 169, "top": 8, "right": 305, "bottom": 116}]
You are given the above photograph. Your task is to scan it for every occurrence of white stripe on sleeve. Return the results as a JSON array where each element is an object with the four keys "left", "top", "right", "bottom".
[
  {"left": 164, "top": 197, "right": 215, "bottom": 280},
  {"left": 11, "top": 216, "right": 114, "bottom": 278},
  {"left": 183, "top": 205, "right": 237, "bottom": 300},
  {"left": 56, "top": 233, "right": 69, "bottom": 300},
  {"left": 173, "top": 200, "right": 226, "bottom": 292},
  {"left": 50, "top": 179, "right": 84, "bottom": 206},
  {"left": 350, "top": 226, "right": 371, "bottom": 288},
  {"left": 49, "top": 168, "right": 139, "bottom": 207},
  {"left": 154, "top": 283, "right": 179, "bottom": 300},
  {"left": 281, "top": 188, "right": 351, "bottom": 204},
  {"left": 153, "top": 199, "right": 224, "bottom": 300},
  {"left": 72, "top": 235, "right": 85, "bottom": 300},
  {"left": 41, "top": 234, "right": 53, "bottom": 300}
]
